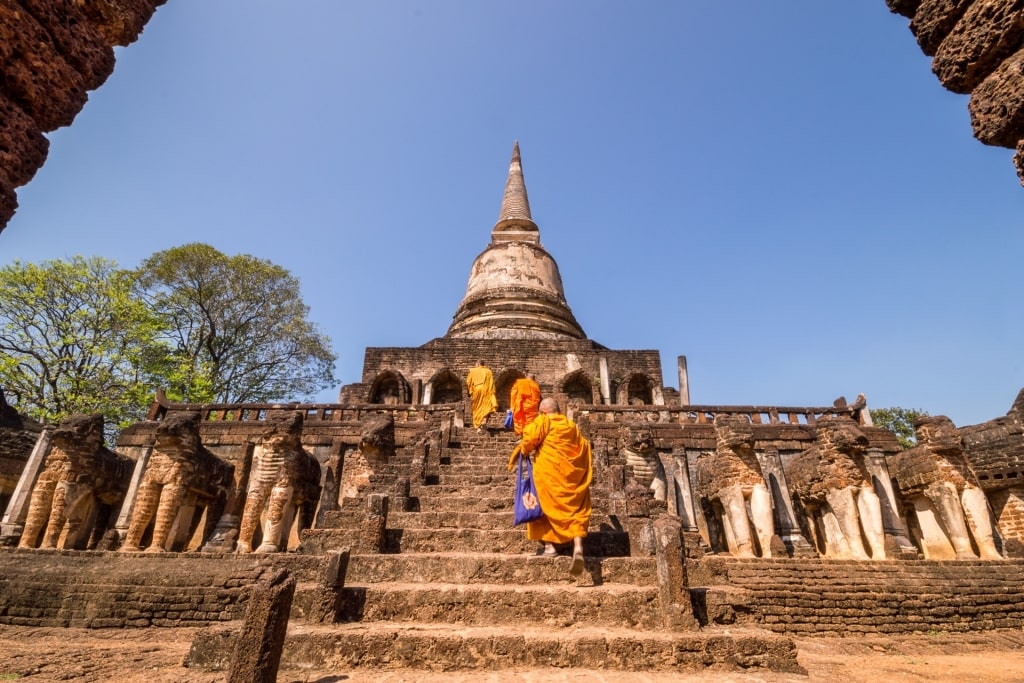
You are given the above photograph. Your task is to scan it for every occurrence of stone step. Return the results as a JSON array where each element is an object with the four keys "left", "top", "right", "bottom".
[
  {"left": 186, "top": 622, "right": 803, "bottom": 674},
  {"left": 385, "top": 528, "right": 631, "bottom": 555},
  {"left": 337, "top": 581, "right": 663, "bottom": 629},
  {"left": 345, "top": 552, "right": 658, "bottom": 586},
  {"left": 388, "top": 510, "right": 621, "bottom": 531}
]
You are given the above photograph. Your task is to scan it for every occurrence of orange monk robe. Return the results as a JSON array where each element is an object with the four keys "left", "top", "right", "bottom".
[
  {"left": 466, "top": 365, "right": 497, "bottom": 428},
  {"left": 509, "top": 377, "right": 541, "bottom": 435},
  {"left": 511, "top": 413, "right": 592, "bottom": 544}
]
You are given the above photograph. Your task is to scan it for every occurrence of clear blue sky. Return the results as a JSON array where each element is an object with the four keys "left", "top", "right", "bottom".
[{"left": 2, "top": 2, "right": 1022, "bottom": 427}]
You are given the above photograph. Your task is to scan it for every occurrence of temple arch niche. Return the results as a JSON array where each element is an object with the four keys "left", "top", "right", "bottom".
[
  {"left": 368, "top": 370, "right": 411, "bottom": 405},
  {"left": 562, "top": 370, "right": 596, "bottom": 405},
  {"left": 426, "top": 369, "right": 463, "bottom": 405},
  {"left": 495, "top": 369, "right": 523, "bottom": 412},
  {"left": 617, "top": 373, "right": 653, "bottom": 406}
]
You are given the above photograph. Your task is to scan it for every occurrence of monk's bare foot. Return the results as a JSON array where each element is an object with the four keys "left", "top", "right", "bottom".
[{"left": 569, "top": 551, "right": 584, "bottom": 576}]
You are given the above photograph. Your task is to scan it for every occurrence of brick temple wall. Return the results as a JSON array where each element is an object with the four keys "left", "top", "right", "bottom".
[
  {"left": 692, "top": 556, "right": 1024, "bottom": 635},
  {"left": 0, "top": 549, "right": 325, "bottom": 628}
]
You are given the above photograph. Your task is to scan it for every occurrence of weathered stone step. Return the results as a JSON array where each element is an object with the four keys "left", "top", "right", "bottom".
[
  {"left": 186, "top": 622, "right": 803, "bottom": 674},
  {"left": 346, "top": 552, "right": 658, "bottom": 586},
  {"left": 389, "top": 510, "right": 621, "bottom": 531},
  {"left": 337, "top": 581, "right": 662, "bottom": 628},
  {"left": 386, "top": 528, "right": 631, "bottom": 556}
]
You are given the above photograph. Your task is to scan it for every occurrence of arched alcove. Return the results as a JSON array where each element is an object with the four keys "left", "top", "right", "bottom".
[
  {"left": 616, "top": 373, "right": 653, "bottom": 405},
  {"left": 368, "top": 370, "right": 411, "bottom": 405},
  {"left": 427, "top": 368, "right": 463, "bottom": 405},
  {"left": 561, "top": 370, "right": 595, "bottom": 404}
]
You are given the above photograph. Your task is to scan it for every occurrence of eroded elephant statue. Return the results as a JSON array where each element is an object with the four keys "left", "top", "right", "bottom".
[
  {"left": 18, "top": 414, "right": 132, "bottom": 550},
  {"left": 695, "top": 414, "right": 776, "bottom": 558},
  {"left": 237, "top": 411, "right": 321, "bottom": 553},
  {"left": 786, "top": 415, "right": 885, "bottom": 560},
  {"left": 121, "top": 411, "right": 234, "bottom": 552},
  {"left": 889, "top": 415, "right": 1001, "bottom": 560}
]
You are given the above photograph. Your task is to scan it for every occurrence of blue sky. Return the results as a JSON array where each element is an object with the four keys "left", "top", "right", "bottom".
[{"left": 2, "top": 2, "right": 1021, "bottom": 427}]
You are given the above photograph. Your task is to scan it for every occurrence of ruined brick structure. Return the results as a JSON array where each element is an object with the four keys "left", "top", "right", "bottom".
[
  {"left": 0, "top": 0, "right": 166, "bottom": 232},
  {"left": 886, "top": 0, "right": 1024, "bottom": 185},
  {"left": 2, "top": 144, "right": 1024, "bottom": 676}
]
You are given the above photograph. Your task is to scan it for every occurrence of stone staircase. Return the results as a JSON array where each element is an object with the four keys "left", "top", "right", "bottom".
[{"left": 188, "top": 423, "right": 802, "bottom": 674}]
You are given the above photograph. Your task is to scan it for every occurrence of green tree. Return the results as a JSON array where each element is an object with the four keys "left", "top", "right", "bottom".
[
  {"left": 871, "top": 406, "right": 928, "bottom": 449},
  {"left": 136, "top": 243, "right": 336, "bottom": 404},
  {"left": 0, "top": 256, "right": 166, "bottom": 433}
]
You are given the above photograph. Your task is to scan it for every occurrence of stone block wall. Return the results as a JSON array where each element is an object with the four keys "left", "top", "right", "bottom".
[
  {"left": 886, "top": 0, "right": 1024, "bottom": 185},
  {"left": 0, "top": 548, "right": 325, "bottom": 628},
  {"left": 0, "top": 0, "right": 167, "bottom": 231},
  {"left": 693, "top": 556, "right": 1024, "bottom": 634}
]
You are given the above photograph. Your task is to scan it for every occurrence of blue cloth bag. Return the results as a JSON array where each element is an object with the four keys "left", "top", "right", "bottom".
[
  {"left": 503, "top": 409, "right": 514, "bottom": 430},
  {"left": 513, "top": 455, "right": 544, "bottom": 526}
]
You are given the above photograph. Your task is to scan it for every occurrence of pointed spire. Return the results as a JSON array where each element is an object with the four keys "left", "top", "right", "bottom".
[{"left": 492, "top": 140, "right": 539, "bottom": 240}]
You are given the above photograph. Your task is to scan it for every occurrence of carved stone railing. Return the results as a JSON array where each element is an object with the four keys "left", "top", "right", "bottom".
[
  {"left": 146, "top": 390, "right": 461, "bottom": 424},
  {"left": 572, "top": 404, "right": 864, "bottom": 426}
]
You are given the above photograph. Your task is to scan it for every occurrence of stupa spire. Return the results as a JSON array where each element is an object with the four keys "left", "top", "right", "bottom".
[{"left": 492, "top": 140, "right": 539, "bottom": 241}]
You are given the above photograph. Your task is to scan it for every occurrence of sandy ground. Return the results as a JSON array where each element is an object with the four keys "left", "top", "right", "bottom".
[{"left": 1, "top": 626, "right": 1024, "bottom": 682}]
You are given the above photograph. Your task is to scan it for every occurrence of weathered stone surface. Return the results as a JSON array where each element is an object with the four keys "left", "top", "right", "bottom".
[
  {"left": 887, "top": 0, "right": 924, "bottom": 18},
  {"left": 969, "top": 46, "right": 1024, "bottom": 146},
  {"left": 910, "top": 0, "right": 976, "bottom": 56},
  {"left": 0, "top": 92, "right": 49, "bottom": 189},
  {"left": 932, "top": 0, "right": 1024, "bottom": 95},
  {"left": 227, "top": 568, "right": 295, "bottom": 683},
  {"left": 0, "top": 0, "right": 164, "bottom": 233}
]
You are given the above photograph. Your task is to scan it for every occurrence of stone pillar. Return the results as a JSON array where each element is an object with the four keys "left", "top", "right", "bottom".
[
  {"left": 360, "top": 493, "right": 389, "bottom": 553},
  {"left": 670, "top": 450, "right": 699, "bottom": 532},
  {"left": 112, "top": 445, "right": 153, "bottom": 544},
  {"left": 863, "top": 447, "right": 919, "bottom": 558},
  {"left": 756, "top": 448, "right": 816, "bottom": 557},
  {"left": 310, "top": 548, "right": 351, "bottom": 623},
  {"left": 599, "top": 357, "right": 611, "bottom": 405},
  {"left": 411, "top": 378, "right": 422, "bottom": 405},
  {"left": 0, "top": 428, "right": 52, "bottom": 545},
  {"left": 227, "top": 568, "right": 296, "bottom": 683},
  {"left": 652, "top": 514, "right": 698, "bottom": 630},
  {"left": 677, "top": 356, "right": 690, "bottom": 405},
  {"left": 314, "top": 441, "right": 345, "bottom": 528}
]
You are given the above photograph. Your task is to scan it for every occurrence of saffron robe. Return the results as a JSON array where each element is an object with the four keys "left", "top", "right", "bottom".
[
  {"left": 511, "top": 413, "right": 592, "bottom": 544},
  {"left": 509, "top": 377, "right": 541, "bottom": 435},
  {"left": 466, "top": 365, "right": 497, "bottom": 428}
]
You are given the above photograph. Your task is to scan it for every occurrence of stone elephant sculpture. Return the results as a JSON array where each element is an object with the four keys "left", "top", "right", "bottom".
[
  {"left": 620, "top": 425, "right": 667, "bottom": 502},
  {"left": 19, "top": 414, "right": 132, "bottom": 550},
  {"left": 237, "top": 411, "right": 321, "bottom": 553},
  {"left": 121, "top": 411, "right": 234, "bottom": 552},
  {"left": 785, "top": 415, "right": 885, "bottom": 560},
  {"left": 695, "top": 414, "right": 776, "bottom": 558},
  {"left": 889, "top": 415, "right": 1001, "bottom": 560}
]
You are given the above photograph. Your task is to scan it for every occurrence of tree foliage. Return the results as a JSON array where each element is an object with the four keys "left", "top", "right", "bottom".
[
  {"left": 135, "top": 243, "right": 336, "bottom": 404},
  {"left": 0, "top": 256, "right": 165, "bottom": 432},
  {"left": 871, "top": 406, "right": 928, "bottom": 449}
]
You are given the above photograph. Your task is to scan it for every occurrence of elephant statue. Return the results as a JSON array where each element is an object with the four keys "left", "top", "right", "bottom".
[
  {"left": 695, "top": 414, "right": 776, "bottom": 558},
  {"left": 121, "top": 411, "right": 234, "bottom": 552},
  {"left": 236, "top": 411, "right": 321, "bottom": 553},
  {"left": 18, "top": 414, "right": 132, "bottom": 550},
  {"left": 620, "top": 425, "right": 667, "bottom": 501},
  {"left": 785, "top": 415, "right": 885, "bottom": 560},
  {"left": 889, "top": 415, "right": 1001, "bottom": 560}
]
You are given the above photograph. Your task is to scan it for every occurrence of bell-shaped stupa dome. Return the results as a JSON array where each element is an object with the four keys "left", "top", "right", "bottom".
[{"left": 446, "top": 142, "right": 586, "bottom": 340}]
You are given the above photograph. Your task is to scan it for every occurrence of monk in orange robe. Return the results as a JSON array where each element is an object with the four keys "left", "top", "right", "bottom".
[
  {"left": 508, "top": 397, "right": 592, "bottom": 576},
  {"left": 465, "top": 361, "right": 497, "bottom": 429},
  {"left": 509, "top": 373, "right": 541, "bottom": 435}
]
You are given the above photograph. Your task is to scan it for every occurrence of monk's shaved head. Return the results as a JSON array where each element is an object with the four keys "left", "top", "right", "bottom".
[{"left": 539, "top": 397, "right": 559, "bottom": 414}]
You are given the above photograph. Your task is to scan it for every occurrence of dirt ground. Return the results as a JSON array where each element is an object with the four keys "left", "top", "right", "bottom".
[{"left": 1, "top": 625, "right": 1024, "bottom": 683}]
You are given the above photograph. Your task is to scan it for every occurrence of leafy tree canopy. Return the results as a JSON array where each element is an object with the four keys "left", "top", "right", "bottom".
[
  {"left": 871, "top": 406, "right": 928, "bottom": 449},
  {"left": 135, "top": 243, "right": 337, "bottom": 404},
  {"left": 0, "top": 256, "right": 165, "bottom": 435}
]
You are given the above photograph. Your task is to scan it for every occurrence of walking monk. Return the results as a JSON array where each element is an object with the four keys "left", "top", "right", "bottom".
[
  {"left": 466, "top": 361, "right": 497, "bottom": 430},
  {"left": 509, "top": 373, "right": 541, "bottom": 435},
  {"left": 509, "top": 397, "right": 593, "bottom": 576}
]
